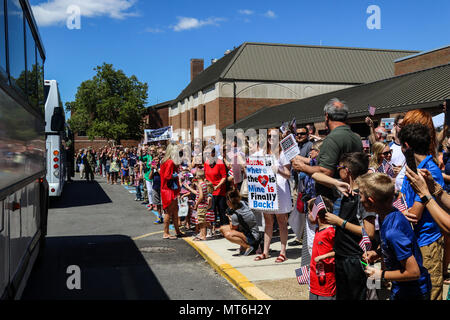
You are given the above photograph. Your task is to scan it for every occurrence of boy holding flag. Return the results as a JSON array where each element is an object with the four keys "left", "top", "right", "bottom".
[{"left": 358, "top": 172, "right": 431, "bottom": 300}]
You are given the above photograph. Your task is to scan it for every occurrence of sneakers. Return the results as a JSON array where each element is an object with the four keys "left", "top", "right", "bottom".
[
  {"left": 206, "top": 229, "right": 213, "bottom": 238},
  {"left": 153, "top": 217, "right": 164, "bottom": 224}
]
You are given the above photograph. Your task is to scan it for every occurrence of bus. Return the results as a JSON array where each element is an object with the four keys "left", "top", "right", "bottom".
[
  {"left": 0, "top": 0, "right": 49, "bottom": 299},
  {"left": 44, "top": 80, "right": 66, "bottom": 197}
]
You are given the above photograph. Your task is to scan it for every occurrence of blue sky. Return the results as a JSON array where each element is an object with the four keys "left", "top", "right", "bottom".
[{"left": 29, "top": 0, "right": 450, "bottom": 113}]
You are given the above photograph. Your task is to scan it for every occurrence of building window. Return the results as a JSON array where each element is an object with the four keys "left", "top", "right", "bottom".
[
  {"left": 194, "top": 108, "right": 197, "bottom": 122},
  {"left": 7, "top": 0, "right": 26, "bottom": 94}
]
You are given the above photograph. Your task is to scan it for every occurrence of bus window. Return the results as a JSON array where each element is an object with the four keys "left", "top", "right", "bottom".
[
  {"left": 26, "top": 19, "right": 38, "bottom": 108},
  {"left": 7, "top": 0, "right": 26, "bottom": 94},
  {"left": 0, "top": 1, "right": 6, "bottom": 73},
  {"left": 37, "top": 53, "right": 44, "bottom": 114}
]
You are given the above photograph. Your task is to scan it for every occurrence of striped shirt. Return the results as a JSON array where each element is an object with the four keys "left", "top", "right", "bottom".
[{"left": 195, "top": 182, "right": 208, "bottom": 209}]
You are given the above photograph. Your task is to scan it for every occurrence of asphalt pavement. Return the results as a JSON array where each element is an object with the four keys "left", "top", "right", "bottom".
[{"left": 21, "top": 176, "right": 244, "bottom": 300}]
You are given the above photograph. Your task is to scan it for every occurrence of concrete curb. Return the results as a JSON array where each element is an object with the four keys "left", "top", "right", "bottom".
[{"left": 184, "top": 237, "right": 273, "bottom": 300}]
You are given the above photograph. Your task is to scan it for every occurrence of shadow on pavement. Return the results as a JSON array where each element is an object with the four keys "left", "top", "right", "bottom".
[
  {"left": 50, "top": 180, "right": 112, "bottom": 209},
  {"left": 21, "top": 235, "right": 169, "bottom": 300}
]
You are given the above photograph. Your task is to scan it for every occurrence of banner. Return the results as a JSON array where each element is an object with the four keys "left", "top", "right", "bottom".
[
  {"left": 144, "top": 126, "right": 173, "bottom": 143},
  {"left": 246, "top": 156, "right": 278, "bottom": 211}
]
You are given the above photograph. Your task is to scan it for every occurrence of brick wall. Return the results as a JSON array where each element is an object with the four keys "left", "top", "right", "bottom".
[
  {"left": 168, "top": 97, "right": 297, "bottom": 136},
  {"left": 395, "top": 47, "right": 450, "bottom": 75}
]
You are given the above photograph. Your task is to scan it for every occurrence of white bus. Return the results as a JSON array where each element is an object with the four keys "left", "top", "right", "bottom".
[
  {"left": 0, "top": 0, "right": 49, "bottom": 299},
  {"left": 44, "top": 80, "right": 66, "bottom": 197}
]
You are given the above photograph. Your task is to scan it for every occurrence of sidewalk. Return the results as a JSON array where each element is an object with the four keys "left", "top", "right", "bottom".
[{"left": 184, "top": 230, "right": 309, "bottom": 300}]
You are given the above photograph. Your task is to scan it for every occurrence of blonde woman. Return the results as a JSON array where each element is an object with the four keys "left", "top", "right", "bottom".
[
  {"left": 368, "top": 142, "right": 394, "bottom": 177},
  {"left": 160, "top": 143, "right": 184, "bottom": 239},
  {"left": 254, "top": 128, "right": 292, "bottom": 263}
]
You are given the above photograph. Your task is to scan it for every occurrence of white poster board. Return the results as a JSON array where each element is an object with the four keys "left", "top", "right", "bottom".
[
  {"left": 246, "top": 156, "right": 278, "bottom": 211},
  {"left": 280, "top": 134, "right": 300, "bottom": 162}
]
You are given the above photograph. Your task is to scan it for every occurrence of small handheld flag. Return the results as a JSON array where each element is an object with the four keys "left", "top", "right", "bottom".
[
  {"left": 289, "top": 118, "right": 297, "bottom": 133},
  {"left": 359, "top": 228, "right": 372, "bottom": 252},
  {"left": 295, "top": 265, "right": 310, "bottom": 285},
  {"left": 393, "top": 195, "right": 408, "bottom": 212},
  {"left": 310, "top": 195, "right": 326, "bottom": 220}
]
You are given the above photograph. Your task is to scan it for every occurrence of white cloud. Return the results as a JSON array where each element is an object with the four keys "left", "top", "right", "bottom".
[
  {"left": 171, "top": 16, "right": 226, "bottom": 31},
  {"left": 264, "top": 10, "right": 277, "bottom": 18},
  {"left": 238, "top": 9, "right": 254, "bottom": 15},
  {"left": 31, "top": 0, "right": 138, "bottom": 27}
]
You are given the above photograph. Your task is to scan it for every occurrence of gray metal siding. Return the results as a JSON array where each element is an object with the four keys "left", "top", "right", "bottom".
[{"left": 227, "top": 63, "right": 450, "bottom": 130}]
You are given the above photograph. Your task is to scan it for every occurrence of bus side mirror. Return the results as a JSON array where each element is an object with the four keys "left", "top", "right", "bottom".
[{"left": 51, "top": 107, "right": 65, "bottom": 132}]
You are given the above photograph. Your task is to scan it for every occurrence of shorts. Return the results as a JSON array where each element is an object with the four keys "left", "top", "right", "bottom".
[
  {"left": 197, "top": 207, "right": 207, "bottom": 224},
  {"left": 309, "top": 293, "right": 336, "bottom": 300},
  {"left": 129, "top": 167, "right": 134, "bottom": 175},
  {"left": 206, "top": 210, "right": 215, "bottom": 223},
  {"left": 105, "top": 165, "right": 110, "bottom": 173},
  {"left": 121, "top": 169, "right": 129, "bottom": 177},
  {"left": 152, "top": 190, "right": 161, "bottom": 205}
]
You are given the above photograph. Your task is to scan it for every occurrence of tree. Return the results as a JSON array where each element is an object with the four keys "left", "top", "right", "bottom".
[{"left": 66, "top": 63, "right": 148, "bottom": 144}]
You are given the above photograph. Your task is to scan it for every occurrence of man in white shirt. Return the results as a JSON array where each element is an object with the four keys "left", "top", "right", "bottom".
[{"left": 389, "top": 115, "right": 406, "bottom": 191}]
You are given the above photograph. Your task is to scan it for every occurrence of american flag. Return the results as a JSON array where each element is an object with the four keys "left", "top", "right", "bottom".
[
  {"left": 310, "top": 195, "right": 326, "bottom": 220},
  {"left": 289, "top": 118, "right": 297, "bottom": 133},
  {"left": 377, "top": 160, "right": 394, "bottom": 177},
  {"left": 359, "top": 228, "right": 372, "bottom": 252},
  {"left": 368, "top": 105, "right": 376, "bottom": 116},
  {"left": 295, "top": 265, "right": 310, "bottom": 285},
  {"left": 393, "top": 195, "right": 408, "bottom": 212}
]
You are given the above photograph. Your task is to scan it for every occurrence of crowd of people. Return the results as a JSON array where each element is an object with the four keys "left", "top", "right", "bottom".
[{"left": 76, "top": 98, "right": 450, "bottom": 301}]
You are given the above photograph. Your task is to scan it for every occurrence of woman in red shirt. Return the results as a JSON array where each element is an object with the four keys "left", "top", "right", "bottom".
[
  {"left": 204, "top": 146, "right": 228, "bottom": 227},
  {"left": 160, "top": 143, "right": 184, "bottom": 239}
]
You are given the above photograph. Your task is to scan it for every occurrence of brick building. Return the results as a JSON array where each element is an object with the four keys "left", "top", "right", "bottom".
[{"left": 169, "top": 42, "right": 417, "bottom": 142}]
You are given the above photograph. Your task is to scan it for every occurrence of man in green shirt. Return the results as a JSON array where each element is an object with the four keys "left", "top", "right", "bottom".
[
  {"left": 139, "top": 145, "right": 154, "bottom": 207},
  {"left": 292, "top": 98, "right": 362, "bottom": 200}
]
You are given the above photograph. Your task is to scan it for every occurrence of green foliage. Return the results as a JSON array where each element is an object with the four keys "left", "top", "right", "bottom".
[{"left": 67, "top": 63, "right": 148, "bottom": 143}]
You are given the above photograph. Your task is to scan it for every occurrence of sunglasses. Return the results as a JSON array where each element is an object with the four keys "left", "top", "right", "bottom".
[
  {"left": 297, "top": 132, "right": 307, "bottom": 136},
  {"left": 337, "top": 165, "right": 347, "bottom": 171},
  {"left": 382, "top": 150, "right": 392, "bottom": 156}
]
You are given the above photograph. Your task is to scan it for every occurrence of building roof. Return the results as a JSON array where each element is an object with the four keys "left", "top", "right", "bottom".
[
  {"left": 226, "top": 63, "right": 450, "bottom": 131},
  {"left": 174, "top": 42, "right": 418, "bottom": 104},
  {"left": 147, "top": 99, "right": 174, "bottom": 110}
]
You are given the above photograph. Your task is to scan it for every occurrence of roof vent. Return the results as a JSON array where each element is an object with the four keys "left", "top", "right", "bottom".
[{"left": 224, "top": 49, "right": 231, "bottom": 55}]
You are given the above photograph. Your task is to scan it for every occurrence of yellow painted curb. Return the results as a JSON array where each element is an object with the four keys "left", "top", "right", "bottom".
[{"left": 184, "top": 237, "right": 273, "bottom": 300}]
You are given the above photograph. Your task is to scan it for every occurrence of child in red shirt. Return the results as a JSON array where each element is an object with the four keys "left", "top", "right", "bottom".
[{"left": 308, "top": 197, "right": 336, "bottom": 300}]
